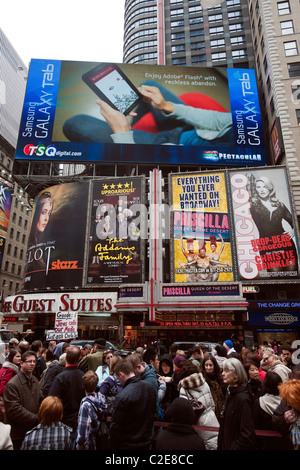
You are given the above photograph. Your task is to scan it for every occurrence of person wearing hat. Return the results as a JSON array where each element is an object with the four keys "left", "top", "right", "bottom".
[
  {"left": 155, "top": 397, "right": 206, "bottom": 450},
  {"left": 78, "top": 338, "right": 106, "bottom": 373},
  {"left": 223, "top": 340, "right": 236, "bottom": 356}
]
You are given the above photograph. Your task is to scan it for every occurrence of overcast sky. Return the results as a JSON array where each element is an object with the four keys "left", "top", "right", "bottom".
[{"left": 2, "top": 0, "right": 125, "bottom": 67}]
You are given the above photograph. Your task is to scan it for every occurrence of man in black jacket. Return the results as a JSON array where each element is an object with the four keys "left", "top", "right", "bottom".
[
  {"left": 108, "top": 359, "right": 156, "bottom": 450},
  {"left": 49, "top": 346, "right": 84, "bottom": 441}
]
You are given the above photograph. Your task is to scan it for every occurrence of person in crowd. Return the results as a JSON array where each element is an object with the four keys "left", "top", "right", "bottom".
[
  {"left": 261, "top": 349, "right": 291, "bottom": 383},
  {"left": 252, "top": 371, "right": 283, "bottom": 450},
  {"left": 178, "top": 359, "right": 219, "bottom": 450},
  {"left": 95, "top": 350, "right": 113, "bottom": 387},
  {"left": 241, "top": 347, "right": 252, "bottom": 363},
  {"left": 41, "top": 353, "right": 66, "bottom": 398},
  {"left": 48, "top": 346, "right": 85, "bottom": 442},
  {"left": 134, "top": 346, "right": 144, "bottom": 359},
  {"left": 272, "top": 366, "right": 300, "bottom": 450},
  {"left": 8, "top": 338, "right": 19, "bottom": 351},
  {"left": 201, "top": 355, "right": 225, "bottom": 422},
  {"left": 217, "top": 358, "right": 256, "bottom": 450},
  {"left": 158, "top": 354, "right": 179, "bottom": 413},
  {"left": 76, "top": 371, "right": 107, "bottom": 450},
  {"left": 0, "top": 407, "right": 13, "bottom": 450},
  {"left": 78, "top": 338, "right": 106, "bottom": 373},
  {"left": 173, "top": 355, "right": 185, "bottom": 376},
  {"left": 108, "top": 359, "right": 157, "bottom": 450},
  {"left": 211, "top": 344, "right": 227, "bottom": 370},
  {"left": 80, "top": 344, "right": 93, "bottom": 360},
  {"left": 276, "top": 378, "right": 300, "bottom": 450},
  {"left": 246, "top": 352, "right": 266, "bottom": 382},
  {"left": 188, "top": 346, "right": 203, "bottom": 369},
  {"left": 0, "top": 343, "right": 9, "bottom": 366},
  {"left": 99, "top": 355, "right": 123, "bottom": 415},
  {"left": 52, "top": 341, "right": 70, "bottom": 360},
  {"left": 20, "top": 395, "right": 72, "bottom": 450},
  {"left": 244, "top": 360, "right": 264, "bottom": 402},
  {"left": 280, "top": 343, "right": 294, "bottom": 370},
  {"left": 3, "top": 350, "right": 43, "bottom": 450},
  {"left": 17, "top": 340, "right": 30, "bottom": 355},
  {"left": 0, "top": 349, "right": 22, "bottom": 400},
  {"left": 223, "top": 339, "right": 236, "bottom": 356},
  {"left": 155, "top": 397, "right": 206, "bottom": 451}
]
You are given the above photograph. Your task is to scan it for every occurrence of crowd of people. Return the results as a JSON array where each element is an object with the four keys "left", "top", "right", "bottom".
[{"left": 0, "top": 334, "right": 299, "bottom": 451}]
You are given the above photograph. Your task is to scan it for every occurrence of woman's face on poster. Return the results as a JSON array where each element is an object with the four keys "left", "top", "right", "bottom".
[
  {"left": 255, "top": 180, "right": 270, "bottom": 199},
  {"left": 36, "top": 202, "right": 52, "bottom": 233}
]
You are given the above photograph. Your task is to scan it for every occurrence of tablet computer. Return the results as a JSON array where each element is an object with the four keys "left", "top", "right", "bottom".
[{"left": 82, "top": 63, "right": 142, "bottom": 115}]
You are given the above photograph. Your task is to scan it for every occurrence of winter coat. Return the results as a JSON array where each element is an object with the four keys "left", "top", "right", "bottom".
[
  {"left": 0, "top": 422, "right": 13, "bottom": 450},
  {"left": 48, "top": 365, "right": 85, "bottom": 430},
  {"left": 158, "top": 355, "right": 179, "bottom": 411},
  {"left": 217, "top": 385, "right": 256, "bottom": 450},
  {"left": 109, "top": 374, "right": 156, "bottom": 450},
  {"left": 178, "top": 372, "right": 219, "bottom": 450},
  {"left": 0, "top": 361, "right": 19, "bottom": 396},
  {"left": 76, "top": 391, "right": 107, "bottom": 450},
  {"left": 3, "top": 371, "right": 42, "bottom": 441},
  {"left": 155, "top": 397, "right": 206, "bottom": 450},
  {"left": 41, "top": 360, "right": 64, "bottom": 397},
  {"left": 253, "top": 393, "right": 282, "bottom": 450}
]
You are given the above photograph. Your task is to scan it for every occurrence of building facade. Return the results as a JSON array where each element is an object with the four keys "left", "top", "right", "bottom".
[
  {"left": 2, "top": 4, "right": 300, "bottom": 349},
  {"left": 0, "top": 29, "right": 32, "bottom": 332}
]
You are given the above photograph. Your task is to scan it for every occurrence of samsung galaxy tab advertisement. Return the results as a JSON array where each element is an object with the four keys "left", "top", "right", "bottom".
[{"left": 15, "top": 59, "right": 267, "bottom": 166}]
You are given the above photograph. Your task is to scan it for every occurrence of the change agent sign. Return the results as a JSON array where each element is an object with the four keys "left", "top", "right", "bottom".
[{"left": 15, "top": 60, "right": 266, "bottom": 166}]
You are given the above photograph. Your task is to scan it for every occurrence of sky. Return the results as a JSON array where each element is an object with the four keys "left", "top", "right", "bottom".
[{"left": 1, "top": 0, "right": 125, "bottom": 67}]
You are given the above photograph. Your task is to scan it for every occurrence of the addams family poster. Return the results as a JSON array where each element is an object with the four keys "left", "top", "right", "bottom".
[{"left": 84, "top": 176, "right": 146, "bottom": 285}]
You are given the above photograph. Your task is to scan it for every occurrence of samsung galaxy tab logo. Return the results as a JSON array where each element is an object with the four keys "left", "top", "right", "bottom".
[{"left": 24, "top": 144, "right": 57, "bottom": 157}]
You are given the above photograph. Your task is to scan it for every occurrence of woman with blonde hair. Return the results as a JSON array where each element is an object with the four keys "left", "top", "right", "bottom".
[{"left": 21, "top": 396, "right": 72, "bottom": 450}]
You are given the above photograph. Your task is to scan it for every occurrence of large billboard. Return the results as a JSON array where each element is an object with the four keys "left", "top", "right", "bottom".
[
  {"left": 169, "top": 171, "right": 235, "bottom": 283},
  {"left": 23, "top": 177, "right": 146, "bottom": 291},
  {"left": 23, "top": 182, "right": 90, "bottom": 290},
  {"left": 84, "top": 176, "right": 146, "bottom": 286},
  {"left": 169, "top": 167, "right": 300, "bottom": 284},
  {"left": 0, "top": 177, "right": 14, "bottom": 269},
  {"left": 229, "top": 166, "right": 300, "bottom": 282},
  {"left": 15, "top": 60, "right": 266, "bottom": 166}
]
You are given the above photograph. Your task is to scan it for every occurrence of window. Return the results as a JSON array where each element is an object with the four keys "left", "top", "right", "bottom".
[
  {"left": 296, "top": 109, "right": 300, "bottom": 125},
  {"left": 172, "top": 44, "right": 185, "bottom": 52},
  {"left": 277, "top": 1, "right": 291, "bottom": 15},
  {"left": 211, "top": 52, "right": 227, "bottom": 61},
  {"left": 284, "top": 41, "right": 298, "bottom": 56},
  {"left": 291, "top": 84, "right": 300, "bottom": 103},
  {"left": 281, "top": 20, "right": 294, "bottom": 34},
  {"left": 211, "top": 38, "right": 225, "bottom": 48},
  {"left": 288, "top": 62, "right": 300, "bottom": 77}
]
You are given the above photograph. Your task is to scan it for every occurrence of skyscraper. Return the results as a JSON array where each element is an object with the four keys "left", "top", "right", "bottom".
[
  {"left": 249, "top": 0, "right": 300, "bottom": 218},
  {"left": 0, "top": 29, "right": 32, "bottom": 310},
  {"left": 124, "top": 0, "right": 255, "bottom": 69}
]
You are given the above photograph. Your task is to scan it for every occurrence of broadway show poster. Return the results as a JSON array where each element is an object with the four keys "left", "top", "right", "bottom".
[
  {"left": 23, "top": 182, "right": 89, "bottom": 290},
  {"left": 169, "top": 171, "right": 235, "bottom": 283},
  {"left": 15, "top": 60, "right": 266, "bottom": 167},
  {"left": 229, "top": 166, "right": 300, "bottom": 282},
  {"left": 84, "top": 177, "right": 145, "bottom": 286},
  {"left": 0, "top": 177, "right": 14, "bottom": 269}
]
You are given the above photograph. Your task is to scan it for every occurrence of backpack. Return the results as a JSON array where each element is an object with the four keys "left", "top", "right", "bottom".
[
  {"left": 185, "top": 389, "right": 206, "bottom": 424},
  {"left": 86, "top": 399, "right": 109, "bottom": 450}
]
